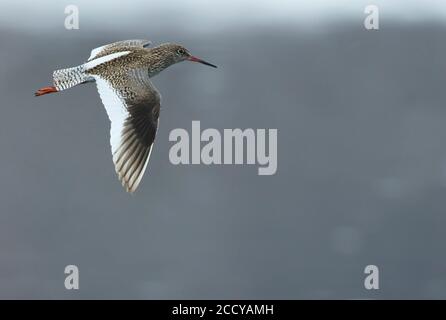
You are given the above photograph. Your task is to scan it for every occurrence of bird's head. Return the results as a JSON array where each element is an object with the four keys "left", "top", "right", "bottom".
[{"left": 159, "top": 43, "right": 217, "bottom": 68}]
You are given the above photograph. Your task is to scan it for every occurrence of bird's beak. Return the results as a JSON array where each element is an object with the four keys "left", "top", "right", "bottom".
[{"left": 187, "top": 56, "right": 217, "bottom": 68}]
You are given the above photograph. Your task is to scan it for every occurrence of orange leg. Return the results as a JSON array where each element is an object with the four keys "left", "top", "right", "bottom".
[{"left": 35, "top": 86, "right": 58, "bottom": 97}]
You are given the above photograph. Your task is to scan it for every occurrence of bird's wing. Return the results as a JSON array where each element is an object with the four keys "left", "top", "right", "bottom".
[
  {"left": 88, "top": 39, "right": 152, "bottom": 61},
  {"left": 92, "top": 68, "right": 161, "bottom": 193}
]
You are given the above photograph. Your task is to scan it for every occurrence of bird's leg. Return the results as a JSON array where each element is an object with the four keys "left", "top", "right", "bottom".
[{"left": 35, "top": 86, "right": 58, "bottom": 97}]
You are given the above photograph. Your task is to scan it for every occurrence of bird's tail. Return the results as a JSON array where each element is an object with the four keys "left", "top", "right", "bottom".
[{"left": 35, "top": 64, "right": 91, "bottom": 97}]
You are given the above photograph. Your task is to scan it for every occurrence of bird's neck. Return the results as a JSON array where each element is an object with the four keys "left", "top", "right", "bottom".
[{"left": 147, "top": 46, "right": 176, "bottom": 77}]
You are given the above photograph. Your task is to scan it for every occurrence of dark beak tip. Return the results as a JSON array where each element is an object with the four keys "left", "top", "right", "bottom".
[
  {"left": 199, "top": 61, "right": 218, "bottom": 69},
  {"left": 203, "top": 61, "right": 218, "bottom": 69},
  {"left": 189, "top": 56, "right": 217, "bottom": 69}
]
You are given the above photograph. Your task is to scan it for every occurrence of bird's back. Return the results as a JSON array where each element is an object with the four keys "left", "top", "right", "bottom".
[{"left": 86, "top": 48, "right": 150, "bottom": 78}]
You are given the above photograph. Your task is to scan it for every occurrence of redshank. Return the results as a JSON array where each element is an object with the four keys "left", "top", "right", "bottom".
[{"left": 35, "top": 39, "right": 217, "bottom": 192}]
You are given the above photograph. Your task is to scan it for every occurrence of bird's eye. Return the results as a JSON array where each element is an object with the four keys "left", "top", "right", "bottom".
[{"left": 177, "top": 49, "right": 185, "bottom": 55}]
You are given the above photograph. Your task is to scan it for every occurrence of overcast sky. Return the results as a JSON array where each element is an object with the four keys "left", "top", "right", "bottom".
[
  {"left": 2, "top": 0, "right": 446, "bottom": 299},
  {"left": 2, "top": 0, "right": 446, "bottom": 33}
]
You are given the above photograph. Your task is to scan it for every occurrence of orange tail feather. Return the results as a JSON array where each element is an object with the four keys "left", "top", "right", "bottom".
[{"left": 35, "top": 86, "right": 58, "bottom": 97}]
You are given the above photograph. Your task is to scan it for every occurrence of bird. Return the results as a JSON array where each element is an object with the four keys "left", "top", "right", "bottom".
[{"left": 35, "top": 39, "right": 217, "bottom": 193}]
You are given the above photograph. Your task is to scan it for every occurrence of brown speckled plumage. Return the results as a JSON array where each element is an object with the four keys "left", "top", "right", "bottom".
[
  {"left": 35, "top": 39, "right": 217, "bottom": 193},
  {"left": 87, "top": 43, "right": 191, "bottom": 78}
]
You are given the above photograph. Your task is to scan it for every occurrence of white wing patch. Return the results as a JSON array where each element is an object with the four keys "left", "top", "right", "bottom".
[
  {"left": 88, "top": 39, "right": 151, "bottom": 61},
  {"left": 85, "top": 51, "right": 130, "bottom": 70},
  {"left": 94, "top": 77, "right": 128, "bottom": 153},
  {"left": 93, "top": 76, "right": 156, "bottom": 192}
]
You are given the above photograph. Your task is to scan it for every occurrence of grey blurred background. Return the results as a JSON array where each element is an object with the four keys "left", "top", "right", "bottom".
[{"left": 1, "top": 0, "right": 446, "bottom": 299}]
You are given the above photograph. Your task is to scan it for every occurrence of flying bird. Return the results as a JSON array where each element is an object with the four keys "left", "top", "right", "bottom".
[{"left": 35, "top": 39, "right": 217, "bottom": 192}]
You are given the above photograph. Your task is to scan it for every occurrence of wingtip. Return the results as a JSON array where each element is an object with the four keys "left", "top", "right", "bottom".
[
  {"left": 126, "top": 186, "right": 136, "bottom": 193},
  {"left": 121, "top": 178, "right": 138, "bottom": 194}
]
